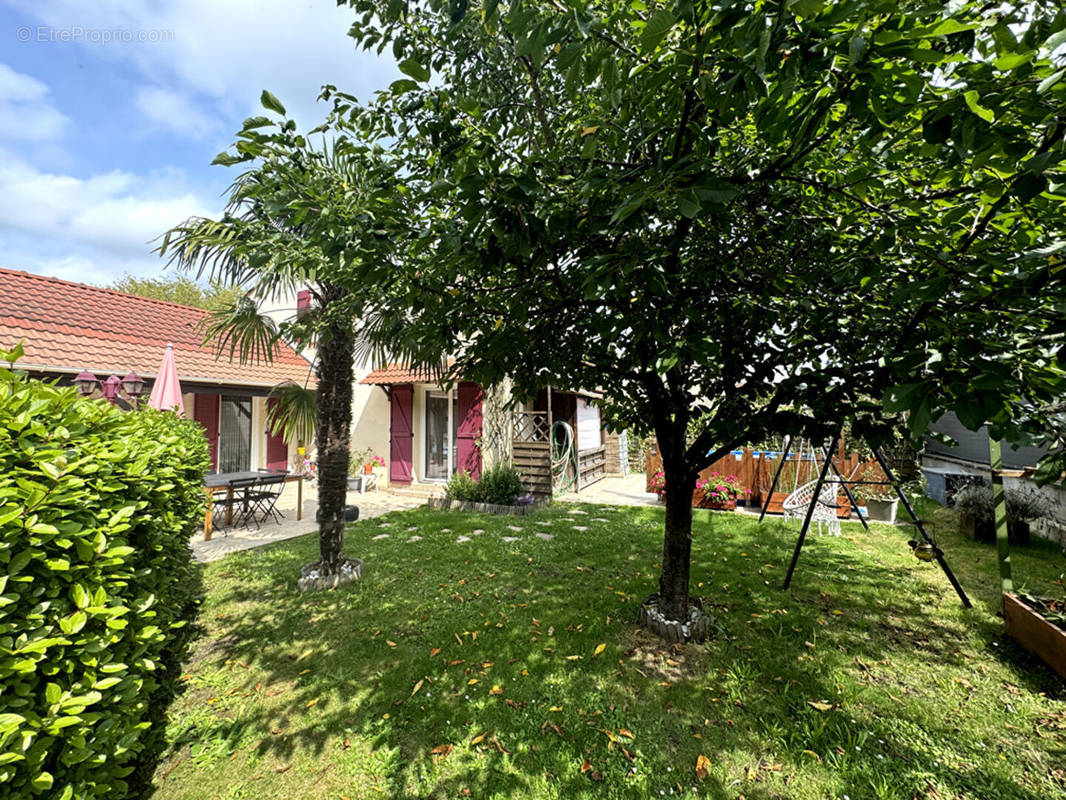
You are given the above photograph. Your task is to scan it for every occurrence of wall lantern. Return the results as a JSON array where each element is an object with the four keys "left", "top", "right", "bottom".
[{"left": 74, "top": 370, "right": 99, "bottom": 396}]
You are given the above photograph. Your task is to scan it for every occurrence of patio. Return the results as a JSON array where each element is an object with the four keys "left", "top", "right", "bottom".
[{"left": 191, "top": 482, "right": 423, "bottom": 562}]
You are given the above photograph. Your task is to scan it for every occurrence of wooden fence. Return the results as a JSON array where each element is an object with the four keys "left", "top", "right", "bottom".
[{"left": 645, "top": 445, "right": 887, "bottom": 516}]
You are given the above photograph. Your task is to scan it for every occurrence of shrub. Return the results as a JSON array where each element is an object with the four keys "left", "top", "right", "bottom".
[
  {"left": 475, "top": 464, "right": 524, "bottom": 506},
  {"left": 0, "top": 367, "right": 208, "bottom": 800},
  {"left": 444, "top": 469, "right": 479, "bottom": 502},
  {"left": 443, "top": 465, "right": 525, "bottom": 505}
]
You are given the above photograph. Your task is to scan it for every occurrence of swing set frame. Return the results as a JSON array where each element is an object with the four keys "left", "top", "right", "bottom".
[{"left": 759, "top": 432, "right": 972, "bottom": 609}]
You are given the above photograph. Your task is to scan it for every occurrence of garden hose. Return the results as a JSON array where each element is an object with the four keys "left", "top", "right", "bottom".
[{"left": 551, "top": 420, "right": 578, "bottom": 496}]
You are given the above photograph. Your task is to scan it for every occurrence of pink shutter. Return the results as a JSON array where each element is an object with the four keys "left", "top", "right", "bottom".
[
  {"left": 296, "top": 289, "right": 311, "bottom": 317},
  {"left": 193, "top": 394, "right": 219, "bottom": 471},
  {"left": 390, "top": 385, "right": 413, "bottom": 484},
  {"left": 456, "top": 382, "right": 483, "bottom": 480},
  {"left": 265, "top": 398, "right": 289, "bottom": 471}
]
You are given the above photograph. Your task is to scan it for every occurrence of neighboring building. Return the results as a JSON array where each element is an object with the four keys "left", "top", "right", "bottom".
[
  {"left": 923, "top": 411, "right": 1064, "bottom": 538},
  {"left": 0, "top": 267, "right": 314, "bottom": 473}
]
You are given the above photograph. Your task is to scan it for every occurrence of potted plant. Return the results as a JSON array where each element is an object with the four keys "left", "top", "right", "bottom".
[
  {"left": 1004, "top": 488, "right": 1052, "bottom": 545},
  {"left": 698, "top": 473, "right": 746, "bottom": 510},
  {"left": 952, "top": 484, "right": 1050, "bottom": 544},
  {"left": 953, "top": 484, "right": 994, "bottom": 540},
  {"left": 348, "top": 447, "right": 373, "bottom": 490},
  {"left": 850, "top": 462, "right": 897, "bottom": 523},
  {"left": 369, "top": 454, "right": 386, "bottom": 476},
  {"left": 649, "top": 470, "right": 665, "bottom": 503}
]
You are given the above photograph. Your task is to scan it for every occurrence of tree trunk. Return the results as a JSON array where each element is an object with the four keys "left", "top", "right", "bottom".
[
  {"left": 315, "top": 290, "right": 355, "bottom": 574},
  {"left": 658, "top": 443, "right": 695, "bottom": 622}
]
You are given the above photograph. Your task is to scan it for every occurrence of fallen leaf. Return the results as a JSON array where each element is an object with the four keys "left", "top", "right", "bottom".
[
  {"left": 411, "top": 679, "right": 424, "bottom": 697},
  {"left": 489, "top": 685, "right": 504, "bottom": 695},
  {"left": 386, "top": 640, "right": 397, "bottom": 648},
  {"left": 276, "top": 765, "right": 292, "bottom": 774},
  {"left": 802, "top": 749, "right": 821, "bottom": 761},
  {"left": 594, "top": 643, "right": 606, "bottom": 656},
  {"left": 430, "top": 744, "right": 453, "bottom": 761},
  {"left": 549, "top": 706, "right": 563, "bottom": 712},
  {"left": 566, "top": 655, "right": 582, "bottom": 661},
  {"left": 618, "top": 728, "right": 634, "bottom": 739},
  {"left": 430, "top": 647, "right": 441, "bottom": 657},
  {"left": 696, "top": 754, "right": 711, "bottom": 780},
  {"left": 468, "top": 678, "right": 479, "bottom": 685},
  {"left": 580, "top": 759, "right": 592, "bottom": 774},
  {"left": 305, "top": 698, "right": 319, "bottom": 708},
  {"left": 807, "top": 701, "right": 833, "bottom": 712},
  {"left": 471, "top": 732, "right": 488, "bottom": 745}
]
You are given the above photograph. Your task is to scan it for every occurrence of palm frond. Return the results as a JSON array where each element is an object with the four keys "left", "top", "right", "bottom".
[
  {"left": 199, "top": 296, "right": 281, "bottom": 364},
  {"left": 266, "top": 381, "right": 317, "bottom": 445}
]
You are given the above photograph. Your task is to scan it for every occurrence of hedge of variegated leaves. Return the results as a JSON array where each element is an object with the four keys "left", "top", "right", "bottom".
[{"left": 0, "top": 363, "right": 207, "bottom": 799}]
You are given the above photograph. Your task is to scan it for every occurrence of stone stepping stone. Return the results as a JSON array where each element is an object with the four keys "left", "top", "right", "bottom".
[
  {"left": 572, "top": 526, "right": 588, "bottom": 532},
  {"left": 406, "top": 526, "right": 418, "bottom": 532},
  {"left": 535, "top": 521, "right": 552, "bottom": 526},
  {"left": 592, "top": 518, "right": 610, "bottom": 523},
  {"left": 407, "top": 535, "right": 423, "bottom": 543},
  {"left": 502, "top": 536, "right": 520, "bottom": 543},
  {"left": 506, "top": 525, "right": 523, "bottom": 532},
  {"left": 456, "top": 535, "right": 471, "bottom": 543},
  {"left": 372, "top": 533, "right": 390, "bottom": 540},
  {"left": 536, "top": 532, "right": 554, "bottom": 541},
  {"left": 472, "top": 529, "right": 485, "bottom": 535},
  {"left": 440, "top": 528, "right": 451, "bottom": 533},
  {"left": 570, "top": 509, "right": 588, "bottom": 515}
]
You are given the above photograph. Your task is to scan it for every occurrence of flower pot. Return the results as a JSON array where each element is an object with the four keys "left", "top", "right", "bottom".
[
  {"left": 1008, "top": 520, "right": 1031, "bottom": 545},
  {"left": 347, "top": 476, "right": 362, "bottom": 491},
  {"left": 363, "top": 463, "right": 373, "bottom": 474},
  {"left": 706, "top": 499, "right": 736, "bottom": 511},
  {"left": 865, "top": 498, "right": 898, "bottom": 524}
]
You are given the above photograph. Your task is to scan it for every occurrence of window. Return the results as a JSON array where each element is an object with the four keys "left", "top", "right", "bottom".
[{"left": 219, "top": 396, "right": 252, "bottom": 473}]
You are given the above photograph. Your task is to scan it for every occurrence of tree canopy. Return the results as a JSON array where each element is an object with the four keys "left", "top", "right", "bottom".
[{"left": 109, "top": 273, "right": 242, "bottom": 312}]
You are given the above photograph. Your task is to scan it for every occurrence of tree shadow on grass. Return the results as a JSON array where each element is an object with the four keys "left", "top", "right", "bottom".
[{"left": 159, "top": 505, "right": 1066, "bottom": 799}]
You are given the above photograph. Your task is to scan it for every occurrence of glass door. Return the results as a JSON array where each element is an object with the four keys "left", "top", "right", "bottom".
[
  {"left": 424, "top": 392, "right": 450, "bottom": 481},
  {"left": 219, "top": 395, "right": 252, "bottom": 473}
]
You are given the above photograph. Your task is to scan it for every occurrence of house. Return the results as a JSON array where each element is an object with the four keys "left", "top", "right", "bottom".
[
  {"left": 0, "top": 267, "right": 314, "bottom": 473},
  {"left": 259, "top": 290, "right": 628, "bottom": 496}
]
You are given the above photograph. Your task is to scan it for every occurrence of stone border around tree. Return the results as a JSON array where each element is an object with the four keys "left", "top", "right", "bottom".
[{"left": 426, "top": 497, "right": 551, "bottom": 516}]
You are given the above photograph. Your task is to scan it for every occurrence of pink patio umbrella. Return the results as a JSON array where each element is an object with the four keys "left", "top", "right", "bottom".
[{"left": 148, "top": 343, "right": 184, "bottom": 413}]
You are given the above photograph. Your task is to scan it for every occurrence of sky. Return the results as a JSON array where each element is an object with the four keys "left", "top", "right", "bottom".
[{"left": 0, "top": 0, "right": 401, "bottom": 287}]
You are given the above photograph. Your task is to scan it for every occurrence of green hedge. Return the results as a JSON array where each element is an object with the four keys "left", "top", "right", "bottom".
[
  {"left": 444, "top": 464, "right": 525, "bottom": 505},
  {"left": 0, "top": 367, "right": 208, "bottom": 799}
]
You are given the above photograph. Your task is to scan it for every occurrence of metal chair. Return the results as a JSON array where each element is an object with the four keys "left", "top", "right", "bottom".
[
  {"left": 249, "top": 472, "right": 288, "bottom": 527},
  {"left": 782, "top": 479, "right": 841, "bottom": 537},
  {"left": 228, "top": 477, "right": 262, "bottom": 529}
]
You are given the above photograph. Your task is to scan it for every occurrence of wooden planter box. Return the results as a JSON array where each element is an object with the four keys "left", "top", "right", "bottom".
[{"left": 1003, "top": 593, "right": 1066, "bottom": 680}]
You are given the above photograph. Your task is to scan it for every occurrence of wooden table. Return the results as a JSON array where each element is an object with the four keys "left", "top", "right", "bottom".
[{"left": 203, "top": 471, "right": 303, "bottom": 540}]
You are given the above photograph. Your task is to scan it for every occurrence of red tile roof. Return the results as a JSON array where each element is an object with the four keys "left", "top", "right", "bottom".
[
  {"left": 0, "top": 268, "right": 313, "bottom": 389},
  {"left": 361, "top": 360, "right": 456, "bottom": 385}
]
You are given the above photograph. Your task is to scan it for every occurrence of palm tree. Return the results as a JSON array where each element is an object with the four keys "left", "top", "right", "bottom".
[{"left": 159, "top": 95, "right": 409, "bottom": 577}]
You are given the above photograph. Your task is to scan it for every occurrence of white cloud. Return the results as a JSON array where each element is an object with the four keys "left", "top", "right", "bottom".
[
  {"left": 134, "top": 85, "right": 217, "bottom": 139},
  {"left": 0, "top": 63, "right": 69, "bottom": 141},
  {"left": 6, "top": 0, "right": 399, "bottom": 131},
  {"left": 0, "top": 149, "right": 214, "bottom": 282}
]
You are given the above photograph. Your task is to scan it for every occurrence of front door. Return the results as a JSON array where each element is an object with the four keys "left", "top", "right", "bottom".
[{"left": 424, "top": 391, "right": 453, "bottom": 481}]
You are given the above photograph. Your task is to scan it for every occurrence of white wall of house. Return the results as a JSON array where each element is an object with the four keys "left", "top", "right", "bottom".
[{"left": 352, "top": 360, "right": 392, "bottom": 482}]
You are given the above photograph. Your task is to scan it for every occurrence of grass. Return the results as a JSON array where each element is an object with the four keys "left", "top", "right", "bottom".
[{"left": 154, "top": 501, "right": 1066, "bottom": 800}]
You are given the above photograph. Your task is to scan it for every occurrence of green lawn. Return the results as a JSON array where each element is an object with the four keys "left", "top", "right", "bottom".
[{"left": 154, "top": 502, "right": 1066, "bottom": 800}]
